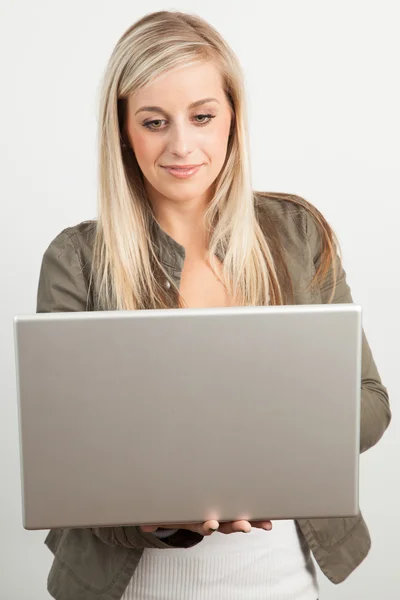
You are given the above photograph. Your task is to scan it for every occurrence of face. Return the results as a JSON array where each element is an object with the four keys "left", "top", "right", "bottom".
[{"left": 124, "top": 60, "right": 233, "bottom": 207}]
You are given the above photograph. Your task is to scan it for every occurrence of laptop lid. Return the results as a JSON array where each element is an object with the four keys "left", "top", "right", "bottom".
[{"left": 14, "top": 304, "right": 362, "bottom": 529}]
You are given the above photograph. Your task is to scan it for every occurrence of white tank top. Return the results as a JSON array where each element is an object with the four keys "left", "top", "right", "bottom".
[{"left": 121, "top": 520, "right": 319, "bottom": 600}]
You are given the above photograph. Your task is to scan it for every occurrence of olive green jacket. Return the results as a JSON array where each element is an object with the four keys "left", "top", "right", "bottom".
[{"left": 36, "top": 193, "right": 391, "bottom": 600}]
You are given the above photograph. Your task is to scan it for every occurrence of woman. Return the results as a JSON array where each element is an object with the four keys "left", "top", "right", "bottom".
[{"left": 37, "top": 10, "right": 391, "bottom": 600}]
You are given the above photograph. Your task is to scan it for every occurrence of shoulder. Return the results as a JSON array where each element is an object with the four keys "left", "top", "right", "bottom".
[
  {"left": 253, "top": 190, "right": 316, "bottom": 248},
  {"left": 37, "top": 220, "right": 96, "bottom": 312},
  {"left": 42, "top": 220, "right": 97, "bottom": 265},
  {"left": 253, "top": 191, "right": 333, "bottom": 284}
]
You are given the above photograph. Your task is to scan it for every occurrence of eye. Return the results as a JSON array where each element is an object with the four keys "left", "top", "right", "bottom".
[
  {"left": 142, "top": 119, "right": 165, "bottom": 131},
  {"left": 193, "top": 113, "right": 216, "bottom": 125},
  {"left": 142, "top": 114, "right": 216, "bottom": 131}
]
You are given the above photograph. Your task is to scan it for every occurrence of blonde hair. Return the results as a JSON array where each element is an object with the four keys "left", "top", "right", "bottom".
[{"left": 91, "top": 10, "right": 338, "bottom": 310}]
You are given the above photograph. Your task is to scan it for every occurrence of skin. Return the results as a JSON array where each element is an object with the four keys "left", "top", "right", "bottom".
[{"left": 124, "top": 60, "right": 272, "bottom": 536}]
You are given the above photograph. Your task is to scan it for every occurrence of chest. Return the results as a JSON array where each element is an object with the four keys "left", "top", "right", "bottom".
[
  {"left": 178, "top": 257, "right": 234, "bottom": 308},
  {"left": 175, "top": 255, "right": 316, "bottom": 309}
]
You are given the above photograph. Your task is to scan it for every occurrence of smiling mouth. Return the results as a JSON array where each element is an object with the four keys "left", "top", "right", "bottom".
[
  {"left": 161, "top": 164, "right": 203, "bottom": 169},
  {"left": 161, "top": 164, "right": 203, "bottom": 178}
]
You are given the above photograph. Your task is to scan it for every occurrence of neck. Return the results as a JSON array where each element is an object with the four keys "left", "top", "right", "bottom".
[{"left": 147, "top": 184, "right": 212, "bottom": 259}]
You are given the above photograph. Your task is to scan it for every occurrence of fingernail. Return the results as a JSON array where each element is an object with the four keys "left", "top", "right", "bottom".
[
  {"left": 208, "top": 527, "right": 218, "bottom": 532},
  {"left": 241, "top": 529, "right": 250, "bottom": 533},
  {"left": 264, "top": 523, "right": 272, "bottom": 531}
]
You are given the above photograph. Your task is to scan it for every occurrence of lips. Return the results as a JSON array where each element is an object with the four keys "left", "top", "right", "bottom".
[
  {"left": 161, "top": 164, "right": 203, "bottom": 179},
  {"left": 162, "top": 165, "right": 201, "bottom": 169}
]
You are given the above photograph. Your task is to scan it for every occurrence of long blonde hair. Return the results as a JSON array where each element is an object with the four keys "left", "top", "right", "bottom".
[{"left": 92, "top": 10, "right": 338, "bottom": 310}]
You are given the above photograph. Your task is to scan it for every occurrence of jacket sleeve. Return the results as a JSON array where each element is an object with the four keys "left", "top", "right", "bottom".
[
  {"left": 36, "top": 230, "right": 203, "bottom": 550},
  {"left": 36, "top": 231, "right": 89, "bottom": 313},
  {"left": 304, "top": 210, "right": 391, "bottom": 453}
]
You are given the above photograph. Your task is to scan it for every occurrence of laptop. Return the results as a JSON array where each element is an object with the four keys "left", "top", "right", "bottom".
[{"left": 14, "top": 304, "right": 362, "bottom": 530}]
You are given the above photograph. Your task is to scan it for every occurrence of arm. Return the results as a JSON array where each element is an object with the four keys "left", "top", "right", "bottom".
[
  {"left": 36, "top": 230, "right": 203, "bottom": 549},
  {"left": 304, "top": 210, "right": 391, "bottom": 453}
]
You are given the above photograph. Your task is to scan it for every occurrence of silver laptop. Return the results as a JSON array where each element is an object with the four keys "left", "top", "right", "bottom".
[{"left": 14, "top": 304, "right": 362, "bottom": 530}]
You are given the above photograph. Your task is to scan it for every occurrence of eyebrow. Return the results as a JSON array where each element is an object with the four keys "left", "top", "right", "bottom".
[{"left": 134, "top": 97, "right": 220, "bottom": 116}]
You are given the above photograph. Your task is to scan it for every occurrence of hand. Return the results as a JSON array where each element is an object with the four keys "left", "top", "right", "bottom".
[{"left": 140, "top": 519, "right": 272, "bottom": 536}]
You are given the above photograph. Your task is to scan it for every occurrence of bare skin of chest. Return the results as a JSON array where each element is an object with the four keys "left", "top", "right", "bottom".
[{"left": 179, "top": 257, "right": 234, "bottom": 308}]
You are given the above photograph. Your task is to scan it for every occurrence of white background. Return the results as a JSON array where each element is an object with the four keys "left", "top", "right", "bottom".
[{"left": 1, "top": 1, "right": 399, "bottom": 598}]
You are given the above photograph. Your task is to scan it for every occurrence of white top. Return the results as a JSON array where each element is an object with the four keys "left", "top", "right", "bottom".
[{"left": 121, "top": 520, "right": 319, "bottom": 600}]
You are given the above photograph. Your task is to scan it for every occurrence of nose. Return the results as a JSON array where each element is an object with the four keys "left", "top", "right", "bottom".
[{"left": 167, "top": 120, "right": 195, "bottom": 158}]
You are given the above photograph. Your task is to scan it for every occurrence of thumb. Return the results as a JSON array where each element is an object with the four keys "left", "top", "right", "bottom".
[
  {"left": 181, "top": 520, "right": 220, "bottom": 535},
  {"left": 140, "top": 525, "right": 159, "bottom": 533}
]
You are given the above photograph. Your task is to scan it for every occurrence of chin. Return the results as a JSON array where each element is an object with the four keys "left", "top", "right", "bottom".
[
  {"left": 165, "top": 189, "right": 206, "bottom": 202},
  {"left": 158, "top": 181, "right": 211, "bottom": 202}
]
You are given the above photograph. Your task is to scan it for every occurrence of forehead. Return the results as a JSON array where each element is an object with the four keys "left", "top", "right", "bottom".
[{"left": 129, "top": 61, "right": 226, "bottom": 110}]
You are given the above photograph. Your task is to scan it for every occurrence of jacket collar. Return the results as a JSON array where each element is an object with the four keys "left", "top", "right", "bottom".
[
  {"left": 151, "top": 217, "right": 186, "bottom": 267},
  {"left": 150, "top": 217, "right": 186, "bottom": 288},
  {"left": 150, "top": 215, "right": 225, "bottom": 286}
]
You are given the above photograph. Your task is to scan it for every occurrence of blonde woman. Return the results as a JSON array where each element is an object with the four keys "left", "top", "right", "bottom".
[{"left": 37, "top": 10, "right": 391, "bottom": 600}]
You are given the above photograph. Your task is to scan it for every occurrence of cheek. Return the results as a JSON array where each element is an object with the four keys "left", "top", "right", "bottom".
[
  {"left": 131, "top": 131, "right": 161, "bottom": 167},
  {"left": 205, "top": 120, "right": 231, "bottom": 162}
]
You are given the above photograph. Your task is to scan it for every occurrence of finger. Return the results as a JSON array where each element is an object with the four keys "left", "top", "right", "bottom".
[
  {"left": 157, "top": 521, "right": 218, "bottom": 535},
  {"left": 141, "top": 520, "right": 220, "bottom": 536},
  {"left": 190, "top": 520, "right": 220, "bottom": 536},
  {"left": 218, "top": 520, "right": 252, "bottom": 534},
  {"left": 140, "top": 524, "right": 160, "bottom": 533},
  {"left": 251, "top": 520, "right": 273, "bottom": 531}
]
